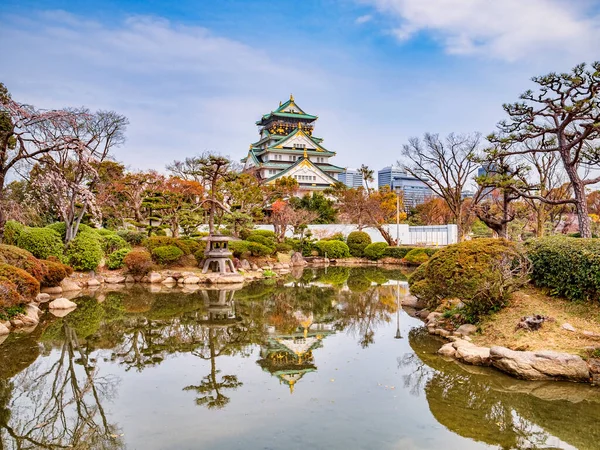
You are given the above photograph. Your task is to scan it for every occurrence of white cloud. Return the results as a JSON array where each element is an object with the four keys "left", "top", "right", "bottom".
[
  {"left": 355, "top": 14, "right": 373, "bottom": 24},
  {"left": 362, "top": 0, "right": 600, "bottom": 61}
]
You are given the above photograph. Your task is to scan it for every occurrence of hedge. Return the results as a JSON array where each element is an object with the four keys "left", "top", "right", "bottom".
[
  {"left": 229, "top": 241, "right": 250, "bottom": 258},
  {"left": 143, "top": 236, "right": 192, "bottom": 255},
  {"left": 409, "top": 238, "right": 529, "bottom": 323},
  {"left": 107, "top": 248, "right": 131, "bottom": 270},
  {"left": 17, "top": 227, "right": 64, "bottom": 260},
  {"left": 363, "top": 242, "right": 389, "bottom": 260},
  {"left": 151, "top": 245, "right": 184, "bottom": 265},
  {"left": 347, "top": 231, "right": 371, "bottom": 257},
  {"left": 247, "top": 242, "right": 272, "bottom": 257},
  {"left": 4, "top": 221, "right": 25, "bottom": 246},
  {"left": 526, "top": 236, "right": 600, "bottom": 302},
  {"left": 66, "top": 232, "right": 104, "bottom": 271},
  {"left": 246, "top": 234, "right": 276, "bottom": 253},
  {"left": 384, "top": 246, "right": 414, "bottom": 259},
  {"left": 314, "top": 240, "right": 350, "bottom": 258},
  {"left": 0, "top": 245, "right": 46, "bottom": 282},
  {"left": 0, "top": 263, "right": 40, "bottom": 299}
]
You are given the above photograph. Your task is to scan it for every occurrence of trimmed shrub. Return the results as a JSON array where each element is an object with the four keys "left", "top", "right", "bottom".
[
  {"left": 66, "top": 233, "right": 103, "bottom": 271},
  {"left": 275, "top": 242, "right": 293, "bottom": 253},
  {"left": 229, "top": 240, "right": 250, "bottom": 258},
  {"left": 242, "top": 229, "right": 276, "bottom": 240},
  {"left": 117, "top": 230, "right": 146, "bottom": 246},
  {"left": 101, "top": 234, "right": 130, "bottom": 255},
  {"left": 247, "top": 242, "right": 272, "bottom": 257},
  {"left": 47, "top": 255, "right": 73, "bottom": 276},
  {"left": 384, "top": 246, "right": 414, "bottom": 259},
  {"left": 0, "top": 275, "right": 23, "bottom": 308},
  {"left": 17, "top": 227, "right": 64, "bottom": 260},
  {"left": 409, "top": 238, "right": 529, "bottom": 323},
  {"left": 314, "top": 240, "right": 351, "bottom": 258},
  {"left": 46, "top": 222, "right": 94, "bottom": 241},
  {"left": 526, "top": 236, "right": 600, "bottom": 302},
  {"left": 363, "top": 242, "right": 389, "bottom": 260},
  {"left": 284, "top": 238, "right": 302, "bottom": 252},
  {"left": 180, "top": 238, "right": 202, "bottom": 255},
  {"left": 0, "top": 263, "right": 40, "bottom": 298},
  {"left": 246, "top": 234, "right": 276, "bottom": 253},
  {"left": 123, "top": 249, "right": 153, "bottom": 276},
  {"left": 404, "top": 248, "right": 433, "bottom": 266},
  {"left": 0, "top": 244, "right": 46, "bottom": 282},
  {"left": 40, "top": 259, "right": 69, "bottom": 287},
  {"left": 323, "top": 232, "right": 345, "bottom": 242},
  {"left": 95, "top": 228, "right": 115, "bottom": 237},
  {"left": 4, "top": 220, "right": 25, "bottom": 246},
  {"left": 151, "top": 245, "right": 184, "bottom": 265},
  {"left": 347, "top": 231, "right": 371, "bottom": 257},
  {"left": 107, "top": 248, "right": 131, "bottom": 270},
  {"left": 142, "top": 236, "right": 191, "bottom": 255}
]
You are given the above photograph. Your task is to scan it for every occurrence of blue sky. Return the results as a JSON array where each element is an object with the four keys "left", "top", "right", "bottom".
[{"left": 2, "top": 0, "right": 600, "bottom": 172}]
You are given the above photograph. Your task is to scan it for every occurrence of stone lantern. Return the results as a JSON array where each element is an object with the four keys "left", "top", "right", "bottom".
[{"left": 201, "top": 234, "right": 238, "bottom": 274}]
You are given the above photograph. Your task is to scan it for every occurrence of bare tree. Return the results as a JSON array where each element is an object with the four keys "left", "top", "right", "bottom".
[
  {"left": 489, "top": 62, "right": 600, "bottom": 238},
  {"left": 400, "top": 133, "right": 481, "bottom": 240}
]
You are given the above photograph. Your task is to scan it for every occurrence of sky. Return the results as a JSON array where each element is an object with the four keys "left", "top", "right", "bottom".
[{"left": 2, "top": 0, "right": 600, "bottom": 174}]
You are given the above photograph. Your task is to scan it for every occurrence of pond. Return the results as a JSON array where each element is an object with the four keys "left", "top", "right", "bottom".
[{"left": 1, "top": 266, "right": 600, "bottom": 450}]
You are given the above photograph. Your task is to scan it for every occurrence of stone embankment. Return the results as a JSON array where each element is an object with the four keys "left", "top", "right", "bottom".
[{"left": 416, "top": 306, "right": 600, "bottom": 385}]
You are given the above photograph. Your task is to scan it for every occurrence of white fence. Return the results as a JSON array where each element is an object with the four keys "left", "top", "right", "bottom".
[{"left": 253, "top": 224, "right": 458, "bottom": 246}]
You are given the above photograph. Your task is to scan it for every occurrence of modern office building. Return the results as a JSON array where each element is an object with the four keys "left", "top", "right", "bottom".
[
  {"left": 379, "top": 166, "right": 434, "bottom": 211},
  {"left": 337, "top": 168, "right": 364, "bottom": 188}
]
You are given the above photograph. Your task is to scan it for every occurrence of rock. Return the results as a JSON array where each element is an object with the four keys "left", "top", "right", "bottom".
[
  {"left": 170, "top": 272, "right": 183, "bottom": 280},
  {"left": 290, "top": 252, "right": 307, "bottom": 267},
  {"left": 561, "top": 323, "right": 576, "bottom": 332},
  {"left": 214, "top": 274, "right": 245, "bottom": 284},
  {"left": 0, "top": 323, "right": 9, "bottom": 336},
  {"left": 583, "top": 330, "right": 600, "bottom": 338},
  {"left": 50, "top": 307, "right": 76, "bottom": 318},
  {"left": 456, "top": 324, "right": 478, "bottom": 336},
  {"left": 105, "top": 276, "right": 126, "bottom": 284},
  {"left": 490, "top": 346, "right": 590, "bottom": 381},
  {"left": 516, "top": 315, "right": 548, "bottom": 332},
  {"left": 426, "top": 312, "right": 443, "bottom": 324},
  {"left": 401, "top": 295, "right": 426, "bottom": 309},
  {"left": 438, "top": 342, "right": 457, "bottom": 357},
  {"left": 36, "top": 293, "right": 51, "bottom": 303},
  {"left": 10, "top": 319, "right": 24, "bottom": 328},
  {"left": 273, "top": 263, "right": 283, "bottom": 270},
  {"left": 125, "top": 275, "right": 136, "bottom": 283},
  {"left": 25, "top": 303, "right": 42, "bottom": 319},
  {"left": 240, "top": 259, "right": 251, "bottom": 270},
  {"left": 41, "top": 286, "right": 63, "bottom": 294},
  {"left": 49, "top": 297, "right": 78, "bottom": 310},
  {"left": 417, "top": 309, "right": 430, "bottom": 319},
  {"left": 280, "top": 263, "right": 290, "bottom": 269},
  {"left": 251, "top": 263, "right": 260, "bottom": 271},
  {"left": 162, "top": 277, "right": 176, "bottom": 285},
  {"left": 20, "top": 315, "right": 38, "bottom": 326},
  {"left": 455, "top": 344, "right": 491, "bottom": 366},
  {"left": 148, "top": 272, "right": 163, "bottom": 283},
  {"left": 60, "top": 279, "right": 82, "bottom": 292},
  {"left": 87, "top": 278, "right": 101, "bottom": 287},
  {"left": 183, "top": 276, "right": 200, "bottom": 284}
]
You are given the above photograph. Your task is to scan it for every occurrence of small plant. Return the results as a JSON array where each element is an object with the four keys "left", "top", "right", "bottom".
[
  {"left": 0, "top": 304, "right": 26, "bottom": 320},
  {"left": 263, "top": 269, "right": 276, "bottom": 278},
  {"left": 123, "top": 249, "right": 153, "bottom": 276}
]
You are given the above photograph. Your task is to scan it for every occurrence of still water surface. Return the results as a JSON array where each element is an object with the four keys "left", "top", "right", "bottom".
[{"left": 1, "top": 266, "right": 599, "bottom": 450}]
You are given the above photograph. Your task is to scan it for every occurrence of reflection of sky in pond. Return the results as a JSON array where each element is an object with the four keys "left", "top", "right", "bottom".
[{"left": 1, "top": 267, "right": 599, "bottom": 450}]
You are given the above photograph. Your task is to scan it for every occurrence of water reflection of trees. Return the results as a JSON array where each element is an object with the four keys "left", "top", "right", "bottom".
[
  {"left": 0, "top": 319, "right": 123, "bottom": 449},
  {"left": 405, "top": 327, "right": 600, "bottom": 450}
]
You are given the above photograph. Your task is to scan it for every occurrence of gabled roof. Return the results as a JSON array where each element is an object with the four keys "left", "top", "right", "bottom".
[
  {"left": 264, "top": 155, "right": 340, "bottom": 185},
  {"left": 257, "top": 95, "right": 317, "bottom": 125},
  {"left": 272, "top": 127, "right": 332, "bottom": 153}
]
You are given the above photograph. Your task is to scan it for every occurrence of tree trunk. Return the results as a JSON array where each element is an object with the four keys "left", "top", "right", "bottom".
[
  {"left": 566, "top": 167, "right": 591, "bottom": 238},
  {"left": 0, "top": 172, "right": 6, "bottom": 244},
  {"left": 536, "top": 207, "right": 545, "bottom": 238}
]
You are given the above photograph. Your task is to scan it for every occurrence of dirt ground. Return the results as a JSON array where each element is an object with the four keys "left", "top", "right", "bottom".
[{"left": 472, "top": 287, "right": 600, "bottom": 355}]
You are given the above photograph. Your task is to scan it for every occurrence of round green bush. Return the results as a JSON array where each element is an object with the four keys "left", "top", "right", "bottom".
[
  {"left": 101, "top": 234, "right": 130, "bottom": 255},
  {"left": 247, "top": 242, "right": 272, "bottom": 257},
  {"left": 347, "top": 231, "right": 371, "bottom": 257},
  {"left": 229, "top": 240, "right": 250, "bottom": 258},
  {"left": 46, "top": 222, "right": 94, "bottom": 241},
  {"left": 107, "top": 248, "right": 131, "bottom": 270},
  {"left": 404, "top": 248, "right": 432, "bottom": 266},
  {"left": 151, "top": 245, "right": 184, "bottom": 265},
  {"left": 0, "top": 244, "right": 46, "bottom": 282},
  {"left": 66, "top": 233, "right": 103, "bottom": 271},
  {"left": 180, "top": 238, "right": 202, "bottom": 255},
  {"left": 117, "top": 230, "right": 146, "bottom": 246},
  {"left": 0, "top": 263, "right": 39, "bottom": 298},
  {"left": 17, "top": 227, "right": 64, "bottom": 260},
  {"left": 408, "top": 238, "right": 529, "bottom": 323},
  {"left": 275, "top": 242, "right": 293, "bottom": 253},
  {"left": 143, "top": 236, "right": 191, "bottom": 255},
  {"left": 314, "top": 240, "right": 350, "bottom": 258},
  {"left": 363, "top": 242, "right": 389, "bottom": 260},
  {"left": 243, "top": 229, "right": 276, "bottom": 240},
  {"left": 4, "top": 220, "right": 25, "bottom": 246},
  {"left": 246, "top": 234, "right": 276, "bottom": 252},
  {"left": 123, "top": 249, "right": 153, "bottom": 276}
]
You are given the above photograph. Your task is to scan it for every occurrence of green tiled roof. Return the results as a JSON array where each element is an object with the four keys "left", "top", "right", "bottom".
[{"left": 263, "top": 156, "right": 339, "bottom": 185}]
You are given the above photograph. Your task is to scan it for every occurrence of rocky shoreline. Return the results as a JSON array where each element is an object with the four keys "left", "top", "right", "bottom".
[{"left": 402, "top": 297, "right": 600, "bottom": 385}]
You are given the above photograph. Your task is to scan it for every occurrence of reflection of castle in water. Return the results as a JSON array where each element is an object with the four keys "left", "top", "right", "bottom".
[{"left": 257, "top": 312, "right": 335, "bottom": 394}]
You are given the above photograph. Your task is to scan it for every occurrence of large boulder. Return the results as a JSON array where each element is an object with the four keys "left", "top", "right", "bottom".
[
  {"left": 60, "top": 278, "right": 82, "bottom": 292},
  {"left": 49, "top": 297, "right": 77, "bottom": 310},
  {"left": 490, "top": 346, "right": 590, "bottom": 382},
  {"left": 183, "top": 276, "right": 200, "bottom": 284},
  {"left": 290, "top": 252, "right": 307, "bottom": 267},
  {"left": 105, "top": 276, "right": 126, "bottom": 284},
  {"left": 401, "top": 295, "right": 426, "bottom": 309},
  {"left": 455, "top": 324, "right": 478, "bottom": 336},
  {"left": 0, "top": 323, "right": 9, "bottom": 336},
  {"left": 87, "top": 278, "right": 101, "bottom": 287},
  {"left": 437, "top": 339, "right": 491, "bottom": 366},
  {"left": 240, "top": 259, "right": 251, "bottom": 270},
  {"left": 148, "top": 272, "right": 163, "bottom": 284},
  {"left": 36, "top": 293, "right": 51, "bottom": 303}
]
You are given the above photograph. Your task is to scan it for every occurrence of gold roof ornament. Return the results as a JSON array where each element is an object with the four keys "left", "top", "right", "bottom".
[
  {"left": 304, "top": 147, "right": 308, "bottom": 159},
  {"left": 298, "top": 122, "right": 303, "bottom": 130},
  {"left": 290, "top": 93, "right": 294, "bottom": 102}
]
